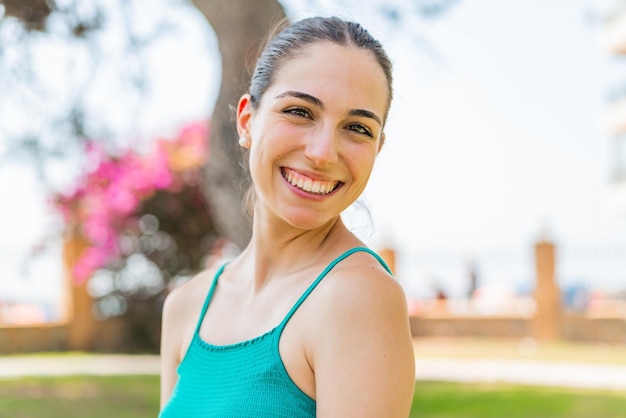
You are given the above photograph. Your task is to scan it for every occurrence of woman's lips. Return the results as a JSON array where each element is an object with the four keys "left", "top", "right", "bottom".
[{"left": 281, "top": 168, "right": 341, "bottom": 195}]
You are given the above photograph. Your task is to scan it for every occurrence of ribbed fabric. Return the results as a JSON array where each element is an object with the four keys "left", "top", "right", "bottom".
[{"left": 159, "top": 247, "right": 391, "bottom": 418}]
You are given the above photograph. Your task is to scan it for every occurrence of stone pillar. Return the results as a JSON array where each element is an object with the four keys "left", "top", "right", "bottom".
[
  {"left": 532, "top": 240, "right": 561, "bottom": 341},
  {"left": 63, "top": 231, "right": 98, "bottom": 351}
]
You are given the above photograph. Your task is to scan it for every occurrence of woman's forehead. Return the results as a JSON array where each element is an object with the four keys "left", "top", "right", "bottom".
[{"left": 270, "top": 42, "right": 389, "bottom": 103}]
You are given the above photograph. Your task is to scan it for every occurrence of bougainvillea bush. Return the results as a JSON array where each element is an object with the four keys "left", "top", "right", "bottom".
[{"left": 51, "top": 121, "right": 222, "bottom": 348}]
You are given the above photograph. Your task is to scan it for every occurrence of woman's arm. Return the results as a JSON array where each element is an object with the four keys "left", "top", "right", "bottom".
[
  {"left": 312, "top": 264, "right": 415, "bottom": 417},
  {"left": 159, "top": 270, "right": 215, "bottom": 409},
  {"left": 159, "top": 290, "right": 183, "bottom": 409}
]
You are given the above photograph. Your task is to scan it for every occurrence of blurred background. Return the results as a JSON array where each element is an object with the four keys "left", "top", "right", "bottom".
[{"left": 1, "top": 0, "right": 625, "bottom": 353}]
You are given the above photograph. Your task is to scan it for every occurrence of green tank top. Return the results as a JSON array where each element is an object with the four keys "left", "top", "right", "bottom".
[{"left": 158, "top": 246, "right": 391, "bottom": 418}]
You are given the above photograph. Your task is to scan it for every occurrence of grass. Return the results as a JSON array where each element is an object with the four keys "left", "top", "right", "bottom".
[
  {"left": 0, "top": 375, "right": 160, "bottom": 418},
  {"left": 1, "top": 375, "right": 626, "bottom": 417},
  {"left": 411, "top": 381, "right": 626, "bottom": 418}
]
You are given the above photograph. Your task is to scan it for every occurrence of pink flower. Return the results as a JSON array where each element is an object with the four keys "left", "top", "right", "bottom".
[
  {"left": 149, "top": 148, "right": 173, "bottom": 189},
  {"left": 73, "top": 246, "right": 112, "bottom": 284},
  {"left": 52, "top": 119, "right": 211, "bottom": 283},
  {"left": 180, "top": 121, "right": 209, "bottom": 151},
  {"left": 107, "top": 184, "right": 139, "bottom": 216}
]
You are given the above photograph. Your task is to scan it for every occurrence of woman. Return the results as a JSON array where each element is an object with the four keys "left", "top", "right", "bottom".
[{"left": 159, "top": 15, "right": 415, "bottom": 417}]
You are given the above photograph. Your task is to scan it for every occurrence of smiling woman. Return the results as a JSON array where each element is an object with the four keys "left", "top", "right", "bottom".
[{"left": 158, "top": 15, "right": 415, "bottom": 418}]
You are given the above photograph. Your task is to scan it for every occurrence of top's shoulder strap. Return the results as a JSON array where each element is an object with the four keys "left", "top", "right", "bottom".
[
  {"left": 193, "top": 262, "right": 229, "bottom": 335},
  {"left": 277, "top": 246, "right": 391, "bottom": 332}
]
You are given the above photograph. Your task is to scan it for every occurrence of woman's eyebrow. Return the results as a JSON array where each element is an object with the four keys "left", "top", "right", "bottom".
[
  {"left": 275, "top": 91, "right": 324, "bottom": 109},
  {"left": 275, "top": 90, "right": 382, "bottom": 126},
  {"left": 348, "top": 109, "right": 382, "bottom": 126}
]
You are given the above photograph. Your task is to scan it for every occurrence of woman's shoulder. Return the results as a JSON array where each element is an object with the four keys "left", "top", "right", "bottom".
[
  {"left": 315, "top": 247, "right": 408, "bottom": 320},
  {"left": 304, "top": 247, "right": 414, "bottom": 391},
  {"left": 162, "top": 265, "right": 222, "bottom": 320},
  {"left": 303, "top": 248, "right": 416, "bottom": 417},
  {"left": 330, "top": 246, "right": 402, "bottom": 287}
]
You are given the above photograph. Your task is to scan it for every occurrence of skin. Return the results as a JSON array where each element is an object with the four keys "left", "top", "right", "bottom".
[{"left": 160, "top": 41, "right": 415, "bottom": 417}]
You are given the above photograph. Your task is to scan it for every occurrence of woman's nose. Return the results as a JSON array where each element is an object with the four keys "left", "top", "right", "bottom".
[{"left": 304, "top": 126, "right": 339, "bottom": 167}]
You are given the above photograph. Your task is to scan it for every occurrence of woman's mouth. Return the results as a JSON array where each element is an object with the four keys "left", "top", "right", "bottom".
[{"left": 282, "top": 168, "right": 340, "bottom": 195}]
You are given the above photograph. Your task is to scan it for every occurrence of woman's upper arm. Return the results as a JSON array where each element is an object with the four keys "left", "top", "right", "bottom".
[
  {"left": 159, "top": 289, "right": 185, "bottom": 409},
  {"left": 312, "top": 270, "right": 415, "bottom": 418}
]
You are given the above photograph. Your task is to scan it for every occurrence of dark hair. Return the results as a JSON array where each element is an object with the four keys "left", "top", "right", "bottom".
[{"left": 249, "top": 15, "right": 394, "bottom": 125}]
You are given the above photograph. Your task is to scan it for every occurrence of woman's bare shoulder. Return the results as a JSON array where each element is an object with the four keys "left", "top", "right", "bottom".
[
  {"left": 162, "top": 266, "right": 220, "bottom": 320},
  {"left": 310, "top": 249, "right": 409, "bottom": 330},
  {"left": 307, "top": 249, "right": 415, "bottom": 416},
  {"left": 326, "top": 249, "right": 405, "bottom": 305}
]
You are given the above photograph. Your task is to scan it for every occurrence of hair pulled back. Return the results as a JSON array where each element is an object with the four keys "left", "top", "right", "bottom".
[{"left": 249, "top": 16, "right": 394, "bottom": 125}]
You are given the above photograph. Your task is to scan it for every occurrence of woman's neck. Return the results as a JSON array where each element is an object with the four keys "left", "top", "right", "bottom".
[{"left": 236, "top": 215, "right": 353, "bottom": 290}]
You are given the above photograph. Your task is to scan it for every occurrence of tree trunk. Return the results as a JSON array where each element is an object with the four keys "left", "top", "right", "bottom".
[{"left": 191, "top": 0, "right": 287, "bottom": 250}]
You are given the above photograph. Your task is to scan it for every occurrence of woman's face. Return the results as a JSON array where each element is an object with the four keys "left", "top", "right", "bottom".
[{"left": 237, "top": 41, "right": 389, "bottom": 230}]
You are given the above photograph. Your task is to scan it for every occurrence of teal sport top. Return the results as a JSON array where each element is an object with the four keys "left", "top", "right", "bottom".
[{"left": 158, "top": 246, "right": 391, "bottom": 418}]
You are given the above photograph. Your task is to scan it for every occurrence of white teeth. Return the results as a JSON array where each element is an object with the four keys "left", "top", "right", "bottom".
[{"left": 284, "top": 170, "right": 337, "bottom": 194}]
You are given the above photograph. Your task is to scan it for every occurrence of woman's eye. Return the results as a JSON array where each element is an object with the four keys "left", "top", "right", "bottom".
[
  {"left": 284, "top": 107, "right": 310, "bottom": 118},
  {"left": 348, "top": 123, "right": 373, "bottom": 137}
]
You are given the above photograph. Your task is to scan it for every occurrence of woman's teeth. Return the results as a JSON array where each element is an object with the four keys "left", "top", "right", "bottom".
[{"left": 284, "top": 170, "right": 338, "bottom": 194}]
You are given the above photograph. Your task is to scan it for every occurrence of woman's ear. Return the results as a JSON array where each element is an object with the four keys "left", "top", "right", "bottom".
[{"left": 237, "top": 94, "right": 253, "bottom": 148}]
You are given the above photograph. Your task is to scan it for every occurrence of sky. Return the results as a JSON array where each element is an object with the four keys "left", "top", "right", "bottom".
[
  {"left": 361, "top": 1, "right": 614, "bottom": 245},
  {"left": 1, "top": 0, "right": 625, "bottom": 307}
]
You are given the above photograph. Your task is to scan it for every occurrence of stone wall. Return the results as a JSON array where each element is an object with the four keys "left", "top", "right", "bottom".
[
  {"left": 0, "top": 323, "right": 69, "bottom": 353},
  {"left": 410, "top": 316, "right": 530, "bottom": 339},
  {"left": 410, "top": 314, "right": 626, "bottom": 344},
  {"left": 0, "top": 317, "right": 130, "bottom": 354},
  {"left": 561, "top": 315, "right": 626, "bottom": 344}
]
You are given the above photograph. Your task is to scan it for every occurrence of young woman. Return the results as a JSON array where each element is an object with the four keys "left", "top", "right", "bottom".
[{"left": 159, "top": 15, "right": 415, "bottom": 418}]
